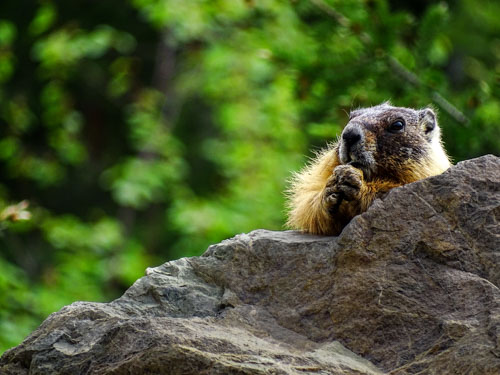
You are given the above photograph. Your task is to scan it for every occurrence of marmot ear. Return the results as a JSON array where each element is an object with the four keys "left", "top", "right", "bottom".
[{"left": 419, "top": 107, "right": 437, "bottom": 134}]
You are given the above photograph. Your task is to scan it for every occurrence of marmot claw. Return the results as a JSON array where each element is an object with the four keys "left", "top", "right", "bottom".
[{"left": 324, "top": 164, "right": 364, "bottom": 211}]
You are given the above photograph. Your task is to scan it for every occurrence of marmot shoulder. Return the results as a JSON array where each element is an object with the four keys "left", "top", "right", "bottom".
[{"left": 286, "top": 102, "right": 451, "bottom": 235}]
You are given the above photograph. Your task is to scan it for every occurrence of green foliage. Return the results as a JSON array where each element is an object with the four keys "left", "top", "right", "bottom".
[{"left": 0, "top": 0, "right": 499, "bottom": 353}]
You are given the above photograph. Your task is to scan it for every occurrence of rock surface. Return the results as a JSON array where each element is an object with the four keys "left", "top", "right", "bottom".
[{"left": 1, "top": 155, "right": 499, "bottom": 375}]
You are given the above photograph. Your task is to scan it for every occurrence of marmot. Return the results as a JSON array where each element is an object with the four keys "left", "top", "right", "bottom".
[{"left": 286, "top": 102, "right": 451, "bottom": 235}]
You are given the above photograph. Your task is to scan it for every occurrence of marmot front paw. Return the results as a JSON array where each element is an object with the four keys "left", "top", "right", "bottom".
[{"left": 323, "top": 164, "right": 364, "bottom": 210}]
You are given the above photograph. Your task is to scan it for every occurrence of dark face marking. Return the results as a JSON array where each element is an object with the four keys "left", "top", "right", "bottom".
[{"left": 340, "top": 103, "right": 438, "bottom": 181}]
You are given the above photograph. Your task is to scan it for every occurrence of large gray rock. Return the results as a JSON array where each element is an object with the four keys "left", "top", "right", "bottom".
[{"left": 1, "top": 155, "right": 499, "bottom": 375}]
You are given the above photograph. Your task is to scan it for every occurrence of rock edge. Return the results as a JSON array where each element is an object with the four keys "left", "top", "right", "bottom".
[{"left": 1, "top": 155, "right": 499, "bottom": 375}]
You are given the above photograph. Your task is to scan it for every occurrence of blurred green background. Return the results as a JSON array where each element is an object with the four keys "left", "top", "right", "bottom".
[{"left": 0, "top": 0, "right": 499, "bottom": 352}]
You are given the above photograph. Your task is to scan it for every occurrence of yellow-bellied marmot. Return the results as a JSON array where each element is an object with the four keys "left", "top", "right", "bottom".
[{"left": 286, "top": 102, "right": 451, "bottom": 235}]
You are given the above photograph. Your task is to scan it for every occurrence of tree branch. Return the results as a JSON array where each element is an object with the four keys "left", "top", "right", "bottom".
[{"left": 308, "top": 0, "right": 469, "bottom": 125}]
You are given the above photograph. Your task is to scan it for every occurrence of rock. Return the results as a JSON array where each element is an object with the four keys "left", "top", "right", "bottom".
[{"left": 1, "top": 155, "right": 499, "bottom": 375}]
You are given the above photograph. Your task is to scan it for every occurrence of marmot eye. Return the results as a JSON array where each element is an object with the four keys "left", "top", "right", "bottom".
[{"left": 388, "top": 120, "right": 405, "bottom": 133}]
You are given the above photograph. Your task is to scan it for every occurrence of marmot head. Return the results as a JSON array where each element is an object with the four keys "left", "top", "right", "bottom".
[{"left": 338, "top": 102, "right": 451, "bottom": 182}]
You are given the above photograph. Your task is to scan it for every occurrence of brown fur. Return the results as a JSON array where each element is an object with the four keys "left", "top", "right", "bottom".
[{"left": 286, "top": 103, "right": 451, "bottom": 235}]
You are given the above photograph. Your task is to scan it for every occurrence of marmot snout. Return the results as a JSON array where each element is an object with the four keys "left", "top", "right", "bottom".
[{"left": 286, "top": 102, "right": 451, "bottom": 236}]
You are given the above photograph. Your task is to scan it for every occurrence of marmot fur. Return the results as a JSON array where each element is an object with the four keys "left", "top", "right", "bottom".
[{"left": 286, "top": 102, "right": 451, "bottom": 235}]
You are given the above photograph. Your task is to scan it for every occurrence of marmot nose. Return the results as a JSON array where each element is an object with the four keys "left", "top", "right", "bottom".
[{"left": 342, "top": 127, "right": 362, "bottom": 148}]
